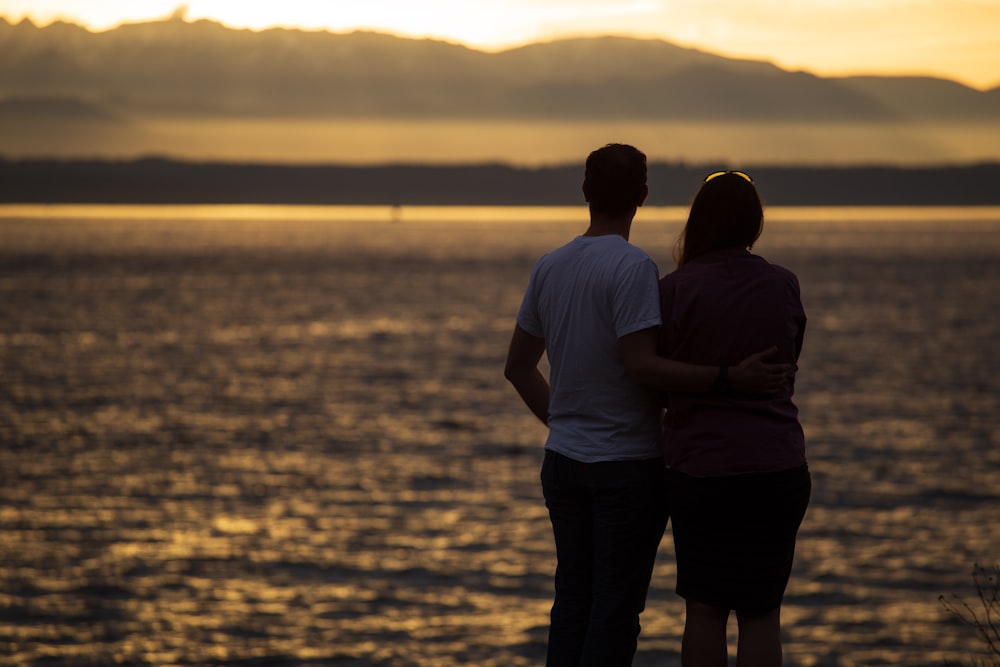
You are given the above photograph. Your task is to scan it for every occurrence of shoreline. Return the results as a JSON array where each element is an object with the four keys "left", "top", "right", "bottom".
[{"left": 2, "top": 157, "right": 1000, "bottom": 206}]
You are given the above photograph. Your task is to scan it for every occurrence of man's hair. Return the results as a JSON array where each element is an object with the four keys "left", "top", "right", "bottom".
[{"left": 584, "top": 143, "right": 647, "bottom": 217}]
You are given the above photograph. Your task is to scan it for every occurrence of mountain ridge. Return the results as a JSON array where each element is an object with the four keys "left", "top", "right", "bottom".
[{"left": 2, "top": 15, "right": 997, "bottom": 122}]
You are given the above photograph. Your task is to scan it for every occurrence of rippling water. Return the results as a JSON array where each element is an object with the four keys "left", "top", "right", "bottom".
[{"left": 1, "top": 205, "right": 998, "bottom": 666}]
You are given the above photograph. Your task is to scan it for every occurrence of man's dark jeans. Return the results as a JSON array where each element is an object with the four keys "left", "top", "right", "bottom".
[{"left": 541, "top": 449, "right": 669, "bottom": 667}]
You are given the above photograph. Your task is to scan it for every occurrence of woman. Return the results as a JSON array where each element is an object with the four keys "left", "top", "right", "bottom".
[{"left": 657, "top": 171, "right": 810, "bottom": 667}]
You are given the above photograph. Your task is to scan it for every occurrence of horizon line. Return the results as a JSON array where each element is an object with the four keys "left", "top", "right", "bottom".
[{"left": 3, "top": 154, "right": 1000, "bottom": 170}]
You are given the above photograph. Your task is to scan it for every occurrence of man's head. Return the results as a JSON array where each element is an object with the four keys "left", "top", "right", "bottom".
[{"left": 583, "top": 143, "right": 648, "bottom": 218}]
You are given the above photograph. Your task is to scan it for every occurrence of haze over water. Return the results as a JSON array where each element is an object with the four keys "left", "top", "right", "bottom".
[{"left": 1, "top": 205, "right": 998, "bottom": 666}]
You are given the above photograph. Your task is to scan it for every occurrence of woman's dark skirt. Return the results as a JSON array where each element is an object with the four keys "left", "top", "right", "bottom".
[{"left": 667, "top": 464, "right": 811, "bottom": 612}]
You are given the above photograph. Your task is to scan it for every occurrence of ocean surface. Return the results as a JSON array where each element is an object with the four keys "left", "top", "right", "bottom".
[{"left": 1, "top": 205, "right": 998, "bottom": 666}]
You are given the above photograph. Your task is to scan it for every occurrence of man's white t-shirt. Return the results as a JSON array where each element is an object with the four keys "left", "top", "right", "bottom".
[{"left": 516, "top": 234, "right": 662, "bottom": 463}]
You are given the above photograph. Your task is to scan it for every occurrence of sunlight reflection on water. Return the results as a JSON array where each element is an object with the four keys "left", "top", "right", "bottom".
[{"left": 0, "top": 206, "right": 998, "bottom": 666}]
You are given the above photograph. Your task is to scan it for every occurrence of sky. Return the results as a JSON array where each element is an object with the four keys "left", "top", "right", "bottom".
[{"left": 1, "top": 0, "right": 998, "bottom": 90}]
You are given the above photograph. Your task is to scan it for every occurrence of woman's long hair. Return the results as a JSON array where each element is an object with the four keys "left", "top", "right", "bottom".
[{"left": 674, "top": 172, "right": 764, "bottom": 267}]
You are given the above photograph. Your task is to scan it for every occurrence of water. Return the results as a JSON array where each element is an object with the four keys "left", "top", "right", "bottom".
[{"left": 1, "top": 205, "right": 998, "bottom": 666}]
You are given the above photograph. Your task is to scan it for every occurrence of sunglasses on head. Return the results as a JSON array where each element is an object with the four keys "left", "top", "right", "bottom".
[{"left": 704, "top": 170, "right": 753, "bottom": 184}]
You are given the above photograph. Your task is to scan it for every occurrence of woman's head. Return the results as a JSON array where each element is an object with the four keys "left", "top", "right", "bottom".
[{"left": 675, "top": 171, "right": 764, "bottom": 267}]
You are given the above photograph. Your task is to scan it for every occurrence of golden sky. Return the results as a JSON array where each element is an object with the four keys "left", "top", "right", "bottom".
[{"left": 1, "top": 0, "right": 999, "bottom": 90}]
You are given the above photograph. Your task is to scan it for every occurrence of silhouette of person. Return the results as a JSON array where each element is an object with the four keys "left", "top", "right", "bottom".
[
  {"left": 657, "top": 171, "right": 810, "bottom": 667},
  {"left": 504, "top": 146, "right": 793, "bottom": 667}
]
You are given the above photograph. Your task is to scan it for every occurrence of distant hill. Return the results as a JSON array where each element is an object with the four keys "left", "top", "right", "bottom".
[
  {"left": 835, "top": 76, "right": 1000, "bottom": 121},
  {"left": 1, "top": 15, "right": 997, "bottom": 122}
]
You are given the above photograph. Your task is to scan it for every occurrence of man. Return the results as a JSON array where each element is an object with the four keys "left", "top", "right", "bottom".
[{"left": 504, "top": 143, "right": 789, "bottom": 667}]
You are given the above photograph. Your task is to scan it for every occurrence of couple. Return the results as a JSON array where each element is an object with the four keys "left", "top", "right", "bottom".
[{"left": 504, "top": 144, "right": 810, "bottom": 667}]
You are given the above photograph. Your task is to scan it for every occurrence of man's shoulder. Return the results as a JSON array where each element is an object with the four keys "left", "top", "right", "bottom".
[
  {"left": 537, "top": 236, "right": 586, "bottom": 261},
  {"left": 601, "top": 236, "right": 655, "bottom": 265},
  {"left": 543, "top": 235, "right": 654, "bottom": 265}
]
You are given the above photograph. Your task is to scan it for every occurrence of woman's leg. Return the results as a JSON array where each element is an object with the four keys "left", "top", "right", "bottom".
[
  {"left": 735, "top": 607, "right": 782, "bottom": 667},
  {"left": 681, "top": 599, "right": 730, "bottom": 667}
]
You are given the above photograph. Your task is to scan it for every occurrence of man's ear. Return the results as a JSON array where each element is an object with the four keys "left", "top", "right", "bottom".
[
  {"left": 637, "top": 184, "right": 649, "bottom": 207},
  {"left": 582, "top": 179, "right": 591, "bottom": 203}
]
